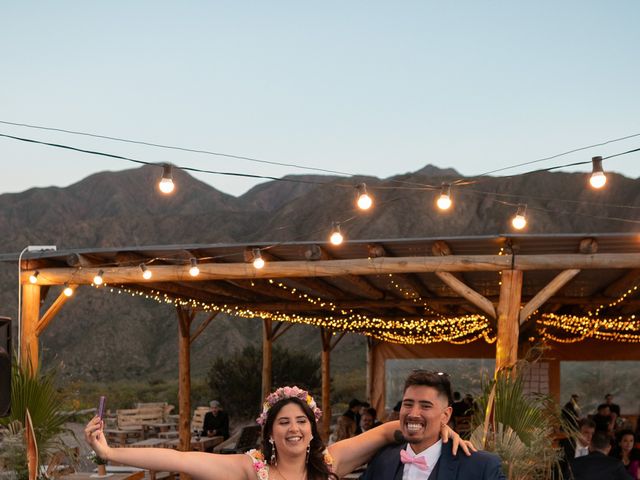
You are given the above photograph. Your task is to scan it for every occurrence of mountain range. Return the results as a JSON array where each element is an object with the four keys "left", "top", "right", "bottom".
[{"left": 0, "top": 164, "right": 638, "bottom": 382}]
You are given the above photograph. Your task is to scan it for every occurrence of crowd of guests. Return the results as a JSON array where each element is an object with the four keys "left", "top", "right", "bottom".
[{"left": 560, "top": 393, "right": 640, "bottom": 479}]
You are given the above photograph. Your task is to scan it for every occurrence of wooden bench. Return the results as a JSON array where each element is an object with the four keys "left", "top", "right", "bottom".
[{"left": 190, "top": 406, "right": 210, "bottom": 433}]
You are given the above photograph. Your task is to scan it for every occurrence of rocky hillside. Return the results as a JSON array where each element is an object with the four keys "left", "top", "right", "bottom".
[{"left": 0, "top": 164, "right": 637, "bottom": 381}]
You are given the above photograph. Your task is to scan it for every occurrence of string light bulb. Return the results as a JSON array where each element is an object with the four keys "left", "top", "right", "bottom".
[
  {"left": 29, "top": 271, "right": 39, "bottom": 284},
  {"left": 356, "top": 183, "right": 373, "bottom": 210},
  {"left": 140, "top": 263, "right": 152, "bottom": 279},
  {"left": 589, "top": 156, "right": 607, "bottom": 189},
  {"left": 436, "top": 184, "right": 452, "bottom": 210},
  {"left": 329, "top": 223, "right": 344, "bottom": 245},
  {"left": 158, "top": 164, "right": 175, "bottom": 194},
  {"left": 252, "top": 249, "right": 265, "bottom": 269},
  {"left": 189, "top": 258, "right": 200, "bottom": 277},
  {"left": 511, "top": 204, "right": 527, "bottom": 230},
  {"left": 63, "top": 282, "right": 74, "bottom": 297},
  {"left": 93, "top": 270, "right": 104, "bottom": 285}
]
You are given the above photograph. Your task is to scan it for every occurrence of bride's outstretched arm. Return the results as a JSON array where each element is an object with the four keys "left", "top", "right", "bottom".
[{"left": 84, "top": 416, "right": 253, "bottom": 480}]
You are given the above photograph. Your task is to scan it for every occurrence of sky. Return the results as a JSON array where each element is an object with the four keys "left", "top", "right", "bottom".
[{"left": 2, "top": 1, "right": 639, "bottom": 197}]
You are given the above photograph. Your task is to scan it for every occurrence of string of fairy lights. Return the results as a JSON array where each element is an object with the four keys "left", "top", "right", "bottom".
[
  {"left": 537, "top": 284, "right": 640, "bottom": 344},
  {"left": 97, "top": 281, "right": 494, "bottom": 345}
]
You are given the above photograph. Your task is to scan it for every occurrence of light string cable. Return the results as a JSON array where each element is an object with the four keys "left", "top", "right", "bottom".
[
  {"left": 1, "top": 132, "right": 639, "bottom": 227},
  {"left": 2, "top": 119, "right": 639, "bottom": 191}
]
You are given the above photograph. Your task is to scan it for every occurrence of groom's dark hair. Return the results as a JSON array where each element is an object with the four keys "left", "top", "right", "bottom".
[{"left": 403, "top": 370, "right": 453, "bottom": 405}]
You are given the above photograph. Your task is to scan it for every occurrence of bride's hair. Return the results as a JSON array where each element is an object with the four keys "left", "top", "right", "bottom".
[{"left": 262, "top": 396, "right": 338, "bottom": 480}]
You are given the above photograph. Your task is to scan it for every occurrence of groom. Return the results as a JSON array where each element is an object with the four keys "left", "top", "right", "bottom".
[{"left": 361, "top": 370, "right": 505, "bottom": 480}]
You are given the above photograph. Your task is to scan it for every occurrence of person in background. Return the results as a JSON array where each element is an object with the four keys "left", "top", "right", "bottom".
[
  {"left": 610, "top": 429, "right": 640, "bottom": 479},
  {"left": 569, "top": 431, "right": 632, "bottom": 480},
  {"left": 562, "top": 393, "right": 582, "bottom": 429},
  {"left": 202, "top": 400, "right": 230, "bottom": 440},
  {"left": 343, "top": 399, "right": 362, "bottom": 434},
  {"left": 605, "top": 393, "right": 622, "bottom": 419},
  {"left": 360, "top": 408, "right": 380, "bottom": 433},
  {"left": 560, "top": 418, "right": 596, "bottom": 476},
  {"left": 593, "top": 403, "right": 614, "bottom": 435},
  {"left": 452, "top": 391, "right": 468, "bottom": 417},
  {"left": 329, "top": 414, "right": 357, "bottom": 444}
]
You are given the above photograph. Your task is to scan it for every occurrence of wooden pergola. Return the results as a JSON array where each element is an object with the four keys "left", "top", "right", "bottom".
[{"left": 10, "top": 232, "right": 640, "bottom": 449}]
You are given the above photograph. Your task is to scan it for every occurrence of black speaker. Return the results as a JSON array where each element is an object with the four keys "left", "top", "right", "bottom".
[{"left": 0, "top": 317, "right": 11, "bottom": 417}]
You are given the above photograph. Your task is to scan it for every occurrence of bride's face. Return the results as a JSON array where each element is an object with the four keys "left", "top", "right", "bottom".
[{"left": 271, "top": 403, "right": 313, "bottom": 458}]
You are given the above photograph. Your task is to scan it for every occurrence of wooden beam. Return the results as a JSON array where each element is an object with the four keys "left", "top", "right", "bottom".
[
  {"left": 603, "top": 269, "right": 640, "bottom": 297},
  {"left": 21, "top": 284, "right": 41, "bottom": 371},
  {"left": 320, "top": 328, "right": 332, "bottom": 442},
  {"left": 176, "top": 305, "right": 194, "bottom": 472},
  {"left": 495, "top": 270, "right": 523, "bottom": 372},
  {"left": 304, "top": 245, "right": 386, "bottom": 300},
  {"left": 262, "top": 319, "right": 273, "bottom": 403},
  {"left": 36, "top": 286, "right": 77, "bottom": 336},
  {"left": 519, "top": 269, "right": 580, "bottom": 325},
  {"left": 435, "top": 272, "right": 496, "bottom": 319},
  {"left": 190, "top": 312, "right": 219, "bottom": 343},
  {"left": 23, "top": 253, "right": 640, "bottom": 285},
  {"left": 272, "top": 322, "right": 294, "bottom": 342}
]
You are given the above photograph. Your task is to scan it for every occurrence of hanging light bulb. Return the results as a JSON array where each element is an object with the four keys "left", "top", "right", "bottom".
[
  {"left": 252, "top": 249, "right": 265, "bottom": 269},
  {"left": 511, "top": 205, "right": 527, "bottom": 230},
  {"left": 436, "top": 184, "right": 452, "bottom": 210},
  {"left": 63, "top": 282, "right": 74, "bottom": 297},
  {"left": 140, "top": 263, "right": 152, "bottom": 279},
  {"left": 329, "top": 223, "right": 344, "bottom": 245},
  {"left": 29, "top": 271, "right": 39, "bottom": 284},
  {"left": 93, "top": 270, "right": 104, "bottom": 286},
  {"left": 589, "top": 156, "right": 607, "bottom": 189},
  {"left": 356, "top": 183, "right": 373, "bottom": 210},
  {"left": 189, "top": 258, "right": 200, "bottom": 277},
  {"left": 158, "top": 164, "right": 175, "bottom": 194}
]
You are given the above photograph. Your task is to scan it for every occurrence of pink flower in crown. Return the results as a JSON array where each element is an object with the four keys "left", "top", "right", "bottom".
[{"left": 256, "top": 385, "right": 322, "bottom": 426}]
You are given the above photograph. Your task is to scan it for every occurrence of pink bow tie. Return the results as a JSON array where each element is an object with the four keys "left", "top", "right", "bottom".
[{"left": 400, "top": 450, "right": 428, "bottom": 471}]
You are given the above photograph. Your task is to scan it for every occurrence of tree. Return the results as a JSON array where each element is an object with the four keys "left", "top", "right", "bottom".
[{"left": 207, "top": 345, "right": 321, "bottom": 420}]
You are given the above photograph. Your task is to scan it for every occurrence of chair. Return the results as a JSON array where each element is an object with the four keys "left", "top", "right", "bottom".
[{"left": 219, "top": 425, "right": 262, "bottom": 454}]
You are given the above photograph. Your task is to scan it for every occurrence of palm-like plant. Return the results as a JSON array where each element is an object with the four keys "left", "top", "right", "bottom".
[
  {"left": 469, "top": 359, "right": 565, "bottom": 480},
  {"left": 0, "top": 358, "right": 74, "bottom": 479}
]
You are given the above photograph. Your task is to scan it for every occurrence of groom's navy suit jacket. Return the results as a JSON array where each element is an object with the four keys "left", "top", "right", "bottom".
[{"left": 361, "top": 441, "right": 505, "bottom": 480}]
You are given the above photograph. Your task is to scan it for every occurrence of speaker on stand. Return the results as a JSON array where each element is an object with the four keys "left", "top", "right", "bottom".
[{"left": 0, "top": 316, "right": 11, "bottom": 417}]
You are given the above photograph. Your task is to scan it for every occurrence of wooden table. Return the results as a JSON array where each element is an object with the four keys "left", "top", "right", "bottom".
[
  {"left": 143, "top": 422, "right": 176, "bottom": 434},
  {"left": 105, "top": 427, "right": 144, "bottom": 446},
  {"left": 165, "top": 435, "right": 224, "bottom": 452}
]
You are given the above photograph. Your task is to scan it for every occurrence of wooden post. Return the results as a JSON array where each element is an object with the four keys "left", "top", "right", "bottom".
[
  {"left": 548, "top": 358, "right": 561, "bottom": 402},
  {"left": 366, "top": 337, "right": 374, "bottom": 403},
  {"left": 320, "top": 328, "right": 332, "bottom": 442},
  {"left": 21, "top": 284, "right": 41, "bottom": 372},
  {"left": 262, "top": 319, "right": 273, "bottom": 403},
  {"left": 176, "top": 306, "right": 193, "bottom": 480},
  {"left": 495, "top": 270, "right": 523, "bottom": 372}
]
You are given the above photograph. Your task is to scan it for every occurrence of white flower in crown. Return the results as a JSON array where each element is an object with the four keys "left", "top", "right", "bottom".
[{"left": 256, "top": 385, "right": 322, "bottom": 426}]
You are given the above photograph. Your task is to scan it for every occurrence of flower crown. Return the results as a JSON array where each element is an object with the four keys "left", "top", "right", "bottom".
[{"left": 256, "top": 386, "right": 322, "bottom": 426}]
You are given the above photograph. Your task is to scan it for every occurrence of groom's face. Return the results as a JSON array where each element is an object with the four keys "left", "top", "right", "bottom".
[{"left": 400, "top": 385, "right": 452, "bottom": 454}]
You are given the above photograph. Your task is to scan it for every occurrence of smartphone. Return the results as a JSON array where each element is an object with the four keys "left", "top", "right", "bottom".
[{"left": 97, "top": 396, "right": 106, "bottom": 419}]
